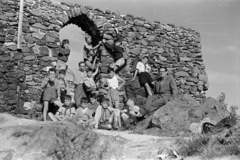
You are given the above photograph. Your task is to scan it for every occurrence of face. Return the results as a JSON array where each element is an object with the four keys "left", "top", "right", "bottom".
[
  {"left": 101, "top": 101, "right": 109, "bottom": 108},
  {"left": 49, "top": 71, "right": 56, "bottom": 81},
  {"left": 159, "top": 68, "right": 168, "bottom": 78},
  {"left": 90, "top": 97, "right": 97, "bottom": 104},
  {"left": 127, "top": 99, "right": 134, "bottom": 107},
  {"left": 64, "top": 99, "right": 71, "bottom": 106},
  {"left": 63, "top": 43, "right": 69, "bottom": 49},
  {"left": 81, "top": 102, "right": 88, "bottom": 109},
  {"left": 59, "top": 73, "right": 65, "bottom": 79},
  {"left": 88, "top": 56, "right": 93, "bottom": 62},
  {"left": 87, "top": 71, "right": 92, "bottom": 78},
  {"left": 108, "top": 71, "right": 114, "bottom": 78},
  {"left": 79, "top": 63, "right": 86, "bottom": 72},
  {"left": 86, "top": 37, "right": 92, "bottom": 44},
  {"left": 142, "top": 57, "right": 148, "bottom": 64}
]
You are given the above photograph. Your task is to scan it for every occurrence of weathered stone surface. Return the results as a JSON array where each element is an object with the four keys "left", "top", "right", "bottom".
[
  {"left": 23, "top": 55, "right": 36, "bottom": 61},
  {"left": 0, "top": 82, "right": 8, "bottom": 91}
]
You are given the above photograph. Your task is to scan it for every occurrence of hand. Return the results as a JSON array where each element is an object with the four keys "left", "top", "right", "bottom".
[{"left": 102, "top": 39, "right": 106, "bottom": 43}]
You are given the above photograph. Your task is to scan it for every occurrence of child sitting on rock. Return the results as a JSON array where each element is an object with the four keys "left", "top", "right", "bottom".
[
  {"left": 94, "top": 97, "right": 121, "bottom": 130},
  {"left": 74, "top": 97, "right": 95, "bottom": 128},
  {"left": 83, "top": 36, "right": 102, "bottom": 58},
  {"left": 120, "top": 98, "right": 142, "bottom": 128},
  {"left": 88, "top": 93, "right": 100, "bottom": 116},
  {"left": 48, "top": 95, "right": 76, "bottom": 121},
  {"left": 58, "top": 69, "right": 70, "bottom": 103}
]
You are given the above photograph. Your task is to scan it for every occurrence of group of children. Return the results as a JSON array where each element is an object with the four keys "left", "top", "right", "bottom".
[{"left": 40, "top": 34, "right": 145, "bottom": 130}]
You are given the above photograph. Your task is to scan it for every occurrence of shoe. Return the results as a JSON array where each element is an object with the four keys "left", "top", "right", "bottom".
[{"left": 151, "top": 117, "right": 161, "bottom": 129}]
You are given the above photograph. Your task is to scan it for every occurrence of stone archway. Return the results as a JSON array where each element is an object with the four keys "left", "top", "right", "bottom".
[{"left": 0, "top": 0, "right": 209, "bottom": 117}]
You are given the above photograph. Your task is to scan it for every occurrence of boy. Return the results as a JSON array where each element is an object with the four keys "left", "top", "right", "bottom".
[
  {"left": 88, "top": 93, "right": 100, "bottom": 116},
  {"left": 83, "top": 64, "right": 100, "bottom": 97},
  {"left": 103, "top": 67, "right": 126, "bottom": 110},
  {"left": 58, "top": 69, "right": 70, "bottom": 103},
  {"left": 48, "top": 95, "right": 75, "bottom": 121},
  {"left": 131, "top": 56, "right": 154, "bottom": 96},
  {"left": 57, "top": 39, "right": 70, "bottom": 71},
  {"left": 74, "top": 97, "right": 95, "bottom": 128},
  {"left": 94, "top": 97, "right": 121, "bottom": 130},
  {"left": 84, "top": 55, "right": 97, "bottom": 70},
  {"left": 41, "top": 68, "right": 60, "bottom": 121},
  {"left": 83, "top": 36, "right": 102, "bottom": 58}
]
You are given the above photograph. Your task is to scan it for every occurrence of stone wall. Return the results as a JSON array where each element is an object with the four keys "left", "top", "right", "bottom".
[{"left": 0, "top": 0, "right": 208, "bottom": 117}]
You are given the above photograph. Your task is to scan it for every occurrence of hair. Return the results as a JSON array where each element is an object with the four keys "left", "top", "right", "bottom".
[
  {"left": 100, "top": 97, "right": 110, "bottom": 104},
  {"left": 59, "top": 69, "right": 66, "bottom": 75},
  {"left": 143, "top": 56, "right": 149, "bottom": 60},
  {"left": 49, "top": 67, "right": 57, "bottom": 73},
  {"left": 87, "top": 68, "right": 93, "bottom": 73},
  {"left": 89, "top": 93, "right": 98, "bottom": 99},
  {"left": 81, "top": 97, "right": 89, "bottom": 103},
  {"left": 65, "top": 95, "right": 72, "bottom": 101},
  {"left": 107, "top": 67, "right": 115, "bottom": 74},
  {"left": 78, "top": 61, "right": 85, "bottom": 67},
  {"left": 62, "top": 39, "right": 69, "bottom": 45},
  {"left": 159, "top": 67, "right": 167, "bottom": 72}
]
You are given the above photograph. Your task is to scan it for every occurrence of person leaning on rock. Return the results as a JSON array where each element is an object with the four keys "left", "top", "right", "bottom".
[{"left": 140, "top": 67, "right": 178, "bottom": 126}]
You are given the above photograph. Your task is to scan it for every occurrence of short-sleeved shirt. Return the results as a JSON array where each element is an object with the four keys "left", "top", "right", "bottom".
[
  {"left": 58, "top": 78, "right": 68, "bottom": 90},
  {"left": 57, "top": 106, "right": 76, "bottom": 117},
  {"left": 136, "top": 62, "right": 151, "bottom": 73},
  {"left": 41, "top": 77, "right": 59, "bottom": 90},
  {"left": 88, "top": 101, "right": 100, "bottom": 114},
  {"left": 73, "top": 69, "right": 87, "bottom": 85},
  {"left": 84, "top": 77, "right": 96, "bottom": 89},
  {"left": 75, "top": 107, "right": 93, "bottom": 121}
]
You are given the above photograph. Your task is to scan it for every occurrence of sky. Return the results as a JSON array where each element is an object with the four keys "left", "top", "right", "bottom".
[{"left": 56, "top": 0, "right": 240, "bottom": 108}]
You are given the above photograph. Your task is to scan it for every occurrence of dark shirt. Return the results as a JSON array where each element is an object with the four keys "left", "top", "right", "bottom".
[
  {"left": 58, "top": 47, "right": 71, "bottom": 62},
  {"left": 103, "top": 42, "right": 123, "bottom": 61},
  {"left": 154, "top": 74, "right": 178, "bottom": 102}
]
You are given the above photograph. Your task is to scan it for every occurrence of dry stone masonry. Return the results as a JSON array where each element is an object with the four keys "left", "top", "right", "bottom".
[{"left": 0, "top": 0, "right": 208, "bottom": 117}]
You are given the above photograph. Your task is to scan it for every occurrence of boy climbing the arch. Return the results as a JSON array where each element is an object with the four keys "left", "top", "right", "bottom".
[
  {"left": 83, "top": 36, "right": 102, "bottom": 58},
  {"left": 102, "top": 28, "right": 127, "bottom": 72},
  {"left": 57, "top": 39, "right": 71, "bottom": 71}
]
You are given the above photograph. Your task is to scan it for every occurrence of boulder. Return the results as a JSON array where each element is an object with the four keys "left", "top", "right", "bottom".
[
  {"left": 134, "top": 94, "right": 230, "bottom": 136},
  {"left": 0, "top": 114, "right": 125, "bottom": 160}
]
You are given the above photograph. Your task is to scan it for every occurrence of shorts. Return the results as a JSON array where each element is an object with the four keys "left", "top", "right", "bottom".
[
  {"left": 107, "top": 88, "right": 119, "bottom": 102},
  {"left": 43, "top": 86, "right": 57, "bottom": 102},
  {"left": 113, "top": 57, "right": 125, "bottom": 68},
  {"left": 138, "top": 72, "right": 154, "bottom": 86},
  {"left": 57, "top": 60, "right": 67, "bottom": 71}
]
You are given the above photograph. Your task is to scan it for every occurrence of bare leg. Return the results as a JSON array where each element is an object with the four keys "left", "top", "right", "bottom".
[
  {"left": 43, "top": 101, "right": 49, "bottom": 121},
  {"left": 114, "top": 101, "right": 120, "bottom": 109},
  {"left": 94, "top": 105, "right": 103, "bottom": 129},
  {"left": 144, "top": 83, "right": 152, "bottom": 96},
  {"left": 48, "top": 112, "right": 59, "bottom": 121}
]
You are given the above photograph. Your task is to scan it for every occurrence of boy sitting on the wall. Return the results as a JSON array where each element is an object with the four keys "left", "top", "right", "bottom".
[
  {"left": 48, "top": 95, "right": 75, "bottom": 121},
  {"left": 57, "top": 39, "right": 71, "bottom": 71}
]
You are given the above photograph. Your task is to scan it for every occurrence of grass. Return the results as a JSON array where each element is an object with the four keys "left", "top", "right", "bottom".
[{"left": 175, "top": 129, "right": 240, "bottom": 159}]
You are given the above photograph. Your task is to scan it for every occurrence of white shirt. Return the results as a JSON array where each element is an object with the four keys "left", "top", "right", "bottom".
[
  {"left": 107, "top": 75, "right": 119, "bottom": 89},
  {"left": 136, "top": 62, "right": 151, "bottom": 73}
]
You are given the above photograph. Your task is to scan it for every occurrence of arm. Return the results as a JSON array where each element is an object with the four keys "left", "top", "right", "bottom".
[
  {"left": 41, "top": 77, "right": 49, "bottom": 89},
  {"left": 92, "top": 63, "right": 100, "bottom": 78},
  {"left": 170, "top": 75, "right": 178, "bottom": 99},
  {"left": 91, "top": 42, "right": 102, "bottom": 50},
  {"left": 116, "top": 75, "right": 125, "bottom": 90},
  {"left": 65, "top": 79, "right": 70, "bottom": 95},
  {"left": 92, "top": 56, "right": 97, "bottom": 69},
  {"left": 57, "top": 83, "right": 61, "bottom": 100},
  {"left": 131, "top": 70, "right": 138, "bottom": 81}
]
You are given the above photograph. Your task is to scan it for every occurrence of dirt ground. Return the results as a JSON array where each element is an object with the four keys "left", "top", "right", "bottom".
[{"left": 0, "top": 113, "right": 238, "bottom": 160}]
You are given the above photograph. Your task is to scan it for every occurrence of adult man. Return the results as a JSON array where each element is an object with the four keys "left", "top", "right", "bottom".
[
  {"left": 68, "top": 61, "right": 87, "bottom": 108},
  {"left": 143, "top": 67, "right": 178, "bottom": 116}
]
